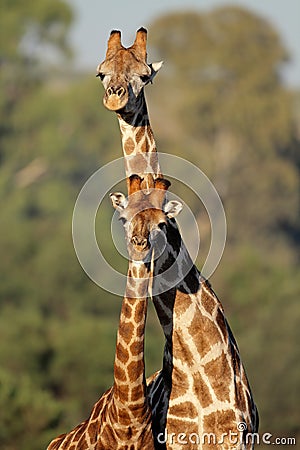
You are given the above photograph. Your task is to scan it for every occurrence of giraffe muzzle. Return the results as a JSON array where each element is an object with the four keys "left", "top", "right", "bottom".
[
  {"left": 104, "top": 85, "right": 128, "bottom": 111},
  {"left": 131, "top": 236, "right": 149, "bottom": 251}
]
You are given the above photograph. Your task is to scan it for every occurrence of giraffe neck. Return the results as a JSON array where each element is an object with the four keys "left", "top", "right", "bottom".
[
  {"left": 151, "top": 221, "right": 199, "bottom": 384},
  {"left": 113, "top": 260, "right": 151, "bottom": 422},
  {"left": 46, "top": 260, "right": 155, "bottom": 450},
  {"left": 117, "top": 92, "right": 161, "bottom": 190},
  {"left": 150, "top": 220, "right": 258, "bottom": 441}
]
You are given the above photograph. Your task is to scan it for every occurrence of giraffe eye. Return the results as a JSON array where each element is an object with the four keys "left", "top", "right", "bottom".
[
  {"left": 118, "top": 217, "right": 126, "bottom": 225},
  {"left": 96, "top": 72, "right": 105, "bottom": 81},
  {"left": 140, "top": 74, "right": 150, "bottom": 83}
]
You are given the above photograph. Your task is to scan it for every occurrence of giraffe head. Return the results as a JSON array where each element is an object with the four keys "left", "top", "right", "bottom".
[
  {"left": 96, "top": 28, "right": 162, "bottom": 112},
  {"left": 110, "top": 175, "right": 182, "bottom": 261}
]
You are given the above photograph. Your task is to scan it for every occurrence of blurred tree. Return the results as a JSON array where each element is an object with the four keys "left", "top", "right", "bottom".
[
  {"left": 0, "top": 0, "right": 73, "bottom": 166},
  {"left": 0, "top": 0, "right": 72, "bottom": 60},
  {"left": 148, "top": 7, "right": 299, "bottom": 258},
  {"left": 0, "top": 367, "right": 62, "bottom": 450}
]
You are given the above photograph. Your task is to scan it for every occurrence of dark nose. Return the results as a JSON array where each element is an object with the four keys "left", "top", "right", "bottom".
[
  {"left": 131, "top": 236, "right": 148, "bottom": 250},
  {"left": 106, "top": 86, "right": 126, "bottom": 98}
]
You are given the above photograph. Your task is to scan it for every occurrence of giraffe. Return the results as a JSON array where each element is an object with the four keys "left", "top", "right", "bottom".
[
  {"left": 96, "top": 29, "right": 170, "bottom": 442},
  {"left": 96, "top": 27, "right": 162, "bottom": 190},
  {"left": 47, "top": 180, "right": 155, "bottom": 450},
  {"left": 111, "top": 174, "right": 259, "bottom": 450}
]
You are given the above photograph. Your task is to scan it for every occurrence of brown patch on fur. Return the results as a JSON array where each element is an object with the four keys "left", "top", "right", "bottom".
[
  {"left": 117, "top": 343, "right": 129, "bottom": 364},
  {"left": 87, "top": 421, "right": 98, "bottom": 441},
  {"left": 123, "top": 302, "right": 133, "bottom": 319},
  {"left": 201, "top": 287, "right": 216, "bottom": 316},
  {"left": 173, "top": 328, "right": 195, "bottom": 367},
  {"left": 130, "top": 263, "right": 140, "bottom": 278},
  {"left": 119, "top": 322, "right": 134, "bottom": 344},
  {"left": 235, "top": 381, "right": 247, "bottom": 412},
  {"left": 76, "top": 433, "right": 88, "bottom": 450},
  {"left": 193, "top": 372, "right": 213, "bottom": 408},
  {"left": 188, "top": 313, "right": 222, "bottom": 358},
  {"left": 167, "top": 418, "right": 198, "bottom": 443},
  {"left": 174, "top": 291, "right": 192, "bottom": 316},
  {"left": 171, "top": 367, "right": 190, "bottom": 399},
  {"left": 130, "top": 341, "right": 142, "bottom": 356},
  {"left": 72, "top": 422, "right": 87, "bottom": 441},
  {"left": 134, "top": 301, "right": 146, "bottom": 324},
  {"left": 127, "top": 360, "right": 142, "bottom": 383},
  {"left": 118, "top": 407, "right": 131, "bottom": 425},
  {"left": 116, "top": 384, "right": 130, "bottom": 403},
  {"left": 131, "top": 384, "right": 144, "bottom": 402},
  {"left": 204, "top": 351, "right": 231, "bottom": 402},
  {"left": 135, "top": 126, "right": 145, "bottom": 144},
  {"left": 101, "top": 423, "right": 113, "bottom": 445},
  {"left": 203, "top": 408, "right": 236, "bottom": 436},
  {"left": 128, "top": 153, "right": 147, "bottom": 174},
  {"left": 169, "top": 401, "right": 198, "bottom": 418},
  {"left": 91, "top": 400, "right": 102, "bottom": 420},
  {"left": 124, "top": 137, "right": 135, "bottom": 154},
  {"left": 136, "top": 323, "right": 144, "bottom": 337},
  {"left": 215, "top": 309, "right": 228, "bottom": 342},
  {"left": 114, "top": 364, "right": 127, "bottom": 382}
]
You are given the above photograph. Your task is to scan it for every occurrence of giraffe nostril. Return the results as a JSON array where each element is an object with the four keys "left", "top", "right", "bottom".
[
  {"left": 106, "top": 86, "right": 126, "bottom": 98},
  {"left": 116, "top": 87, "right": 125, "bottom": 98},
  {"left": 139, "top": 239, "right": 148, "bottom": 249}
]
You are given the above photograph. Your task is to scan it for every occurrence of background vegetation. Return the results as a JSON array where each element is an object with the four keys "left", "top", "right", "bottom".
[{"left": 0, "top": 1, "right": 299, "bottom": 448}]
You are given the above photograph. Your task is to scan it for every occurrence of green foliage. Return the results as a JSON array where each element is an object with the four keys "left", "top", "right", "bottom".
[
  {"left": 0, "top": 367, "right": 62, "bottom": 449},
  {"left": 0, "top": 0, "right": 73, "bottom": 61},
  {"left": 0, "top": 1, "right": 299, "bottom": 448},
  {"left": 149, "top": 7, "right": 299, "bottom": 255}
]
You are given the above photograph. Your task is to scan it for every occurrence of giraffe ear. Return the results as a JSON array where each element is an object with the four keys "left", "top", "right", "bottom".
[
  {"left": 110, "top": 192, "right": 128, "bottom": 211},
  {"left": 150, "top": 61, "right": 163, "bottom": 72},
  {"left": 149, "top": 61, "right": 163, "bottom": 81},
  {"left": 164, "top": 200, "right": 183, "bottom": 218}
]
